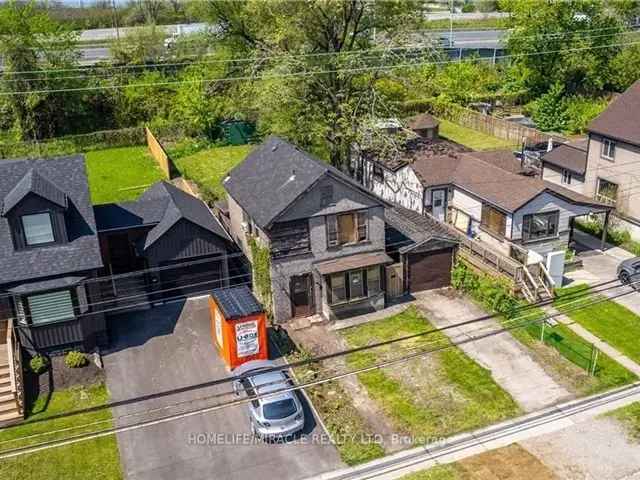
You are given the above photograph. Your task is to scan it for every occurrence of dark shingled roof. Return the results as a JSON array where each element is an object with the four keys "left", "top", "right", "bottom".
[
  {"left": 541, "top": 139, "right": 588, "bottom": 174},
  {"left": 0, "top": 155, "right": 103, "bottom": 285},
  {"left": 385, "top": 205, "right": 458, "bottom": 254},
  {"left": 211, "top": 285, "right": 263, "bottom": 320},
  {"left": 224, "top": 136, "right": 386, "bottom": 228},
  {"left": 364, "top": 137, "right": 469, "bottom": 172},
  {"left": 588, "top": 80, "right": 640, "bottom": 146},
  {"left": 94, "top": 181, "right": 230, "bottom": 249},
  {"left": 3, "top": 168, "right": 68, "bottom": 215}
]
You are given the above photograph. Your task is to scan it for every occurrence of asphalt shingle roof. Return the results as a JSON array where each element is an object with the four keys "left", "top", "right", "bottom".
[
  {"left": 588, "top": 80, "right": 640, "bottom": 146},
  {"left": 541, "top": 139, "right": 588, "bottom": 174},
  {"left": 0, "top": 155, "right": 103, "bottom": 286},
  {"left": 385, "top": 205, "right": 458, "bottom": 254},
  {"left": 94, "top": 181, "right": 230, "bottom": 249},
  {"left": 224, "top": 136, "right": 385, "bottom": 228}
]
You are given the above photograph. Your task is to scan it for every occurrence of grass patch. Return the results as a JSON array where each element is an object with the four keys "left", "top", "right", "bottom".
[
  {"left": 85, "top": 146, "right": 165, "bottom": 205},
  {"left": 0, "top": 382, "right": 121, "bottom": 480},
  {"left": 173, "top": 144, "right": 254, "bottom": 202},
  {"left": 288, "top": 349, "right": 385, "bottom": 466},
  {"left": 607, "top": 402, "right": 640, "bottom": 442},
  {"left": 341, "top": 306, "right": 520, "bottom": 439},
  {"left": 438, "top": 119, "right": 517, "bottom": 151},
  {"left": 400, "top": 464, "right": 459, "bottom": 480},
  {"left": 555, "top": 285, "right": 640, "bottom": 365}
]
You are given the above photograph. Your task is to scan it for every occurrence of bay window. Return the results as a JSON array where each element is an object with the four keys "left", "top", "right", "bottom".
[{"left": 522, "top": 211, "right": 559, "bottom": 242}]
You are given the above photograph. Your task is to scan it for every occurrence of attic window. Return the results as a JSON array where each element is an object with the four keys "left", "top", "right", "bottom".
[
  {"left": 320, "top": 185, "right": 334, "bottom": 207},
  {"left": 22, "top": 213, "right": 55, "bottom": 246}
]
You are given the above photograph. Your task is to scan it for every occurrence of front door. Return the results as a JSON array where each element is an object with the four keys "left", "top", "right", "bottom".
[
  {"left": 431, "top": 189, "right": 447, "bottom": 222},
  {"left": 290, "top": 274, "right": 313, "bottom": 318}
]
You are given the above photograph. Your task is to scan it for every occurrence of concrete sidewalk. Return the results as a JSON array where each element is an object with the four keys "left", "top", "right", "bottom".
[{"left": 308, "top": 381, "right": 640, "bottom": 480}]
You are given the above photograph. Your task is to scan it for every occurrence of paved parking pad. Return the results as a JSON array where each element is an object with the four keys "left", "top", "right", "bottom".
[{"left": 103, "top": 298, "right": 342, "bottom": 480}]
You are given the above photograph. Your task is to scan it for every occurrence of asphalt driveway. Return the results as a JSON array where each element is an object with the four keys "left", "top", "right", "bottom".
[{"left": 103, "top": 297, "right": 342, "bottom": 480}]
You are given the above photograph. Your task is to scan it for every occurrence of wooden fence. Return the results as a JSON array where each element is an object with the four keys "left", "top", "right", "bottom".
[
  {"left": 406, "top": 100, "right": 564, "bottom": 145},
  {"left": 145, "top": 127, "right": 173, "bottom": 179}
]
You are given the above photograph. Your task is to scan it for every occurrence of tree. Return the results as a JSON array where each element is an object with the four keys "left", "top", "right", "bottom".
[
  {"left": 610, "top": 44, "right": 640, "bottom": 92},
  {"left": 198, "top": 0, "right": 425, "bottom": 171},
  {"left": 501, "top": 0, "right": 624, "bottom": 96},
  {"left": 0, "top": 0, "right": 80, "bottom": 140},
  {"left": 529, "top": 82, "right": 569, "bottom": 132}
]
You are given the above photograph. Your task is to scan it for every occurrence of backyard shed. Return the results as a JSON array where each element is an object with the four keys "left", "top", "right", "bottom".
[{"left": 209, "top": 286, "right": 268, "bottom": 370}]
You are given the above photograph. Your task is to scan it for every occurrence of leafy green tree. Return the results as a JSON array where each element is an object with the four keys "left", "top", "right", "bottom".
[
  {"left": 198, "top": 0, "right": 425, "bottom": 171},
  {"left": 610, "top": 44, "right": 640, "bottom": 91},
  {"left": 433, "top": 59, "right": 502, "bottom": 104},
  {"left": 529, "top": 82, "right": 569, "bottom": 132},
  {"left": 501, "top": 0, "right": 623, "bottom": 96},
  {"left": 0, "top": 0, "right": 80, "bottom": 140}
]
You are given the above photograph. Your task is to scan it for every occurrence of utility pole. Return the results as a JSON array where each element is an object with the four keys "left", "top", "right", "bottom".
[
  {"left": 449, "top": 0, "right": 454, "bottom": 45},
  {"left": 111, "top": 0, "right": 120, "bottom": 43}
]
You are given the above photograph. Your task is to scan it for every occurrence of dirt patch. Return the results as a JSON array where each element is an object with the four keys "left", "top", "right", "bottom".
[
  {"left": 458, "top": 444, "right": 557, "bottom": 479},
  {"left": 289, "top": 325, "right": 406, "bottom": 453}
]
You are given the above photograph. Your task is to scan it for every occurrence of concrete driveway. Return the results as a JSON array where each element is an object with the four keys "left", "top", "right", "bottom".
[
  {"left": 414, "top": 290, "right": 572, "bottom": 412},
  {"left": 103, "top": 298, "right": 342, "bottom": 480},
  {"left": 566, "top": 230, "right": 640, "bottom": 315}
]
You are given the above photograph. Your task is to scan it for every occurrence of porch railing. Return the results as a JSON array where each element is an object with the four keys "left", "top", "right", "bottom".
[
  {"left": 457, "top": 235, "right": 524, "bottom": 283},
  {"left": 6, "top": 318, "right": 24, "bottom": 417}
]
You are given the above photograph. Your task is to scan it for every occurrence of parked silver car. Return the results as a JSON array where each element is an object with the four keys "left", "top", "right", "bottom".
[
  {"left": 617, "top": 257, "right": 640, "bottom": 289},
  {"left": 232, "top": 360, "right": 305, "bottom": 439}
]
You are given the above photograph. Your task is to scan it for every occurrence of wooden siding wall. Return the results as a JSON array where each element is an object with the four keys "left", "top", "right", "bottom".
[
  {"left": 269, "top": 220, "right": 311, "bottom": 258},
  {"left": 145, "top": 219, "right": 229, "bottom": 265},
  {"left": 145, "top": 127, "right": 172, "bottom": 179}
]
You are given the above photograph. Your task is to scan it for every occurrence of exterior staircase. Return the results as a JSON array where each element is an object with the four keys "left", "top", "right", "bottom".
[{"left": 0, "top": 320, "right": 24, "bottom": 426}]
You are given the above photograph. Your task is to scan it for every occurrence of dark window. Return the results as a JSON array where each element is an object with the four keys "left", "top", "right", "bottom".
[
  {"left": 270, "top": 220, "right": 310, "bottom": 257},
  {"left": 596, "top": 178, "right": 618, "bottom": 205},
  {"left": 372, "top": 164, "right": 384, "bottom": 182},
  {"left": 326, "top": 210, "right": 368, "bottom": 247},
  {"left": 320, "top": 185, "right": 334, "bottom": 207},
  {"left": 263, "top": 399, "right": 297, "bottom": 420},
  {"left": 21, "top": 212, "right": 55, "bottom": 246},
  {"left": 561, "top": 169, "right": 572, "bottom": 185},
  {"left": 480, "top": 204, "right": 506, "bottom": 237},
  {"left": 522, "top": 211, "right": 559, "bottom": 242},
  {"left": 328, "top": 266, "right": 380, "bottom": 305}
]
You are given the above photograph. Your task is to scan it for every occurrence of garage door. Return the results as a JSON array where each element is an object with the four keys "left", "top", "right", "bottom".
[{"left": 408, "top": 248, "right": 453, "bottom": 293}]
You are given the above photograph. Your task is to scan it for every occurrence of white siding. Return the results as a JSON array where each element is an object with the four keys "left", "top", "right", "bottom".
[
  {"left": 511, "top": 191, "right": 595, "bottom": 241},
  {"left": 542, "top": 164, "right": 586, "bottom": 195},
  {"left": 362, "top": 160, "right": 423, "bottom": 213},
  {"left": 450, "top": 188, "right": 482, "bottom": 221}
]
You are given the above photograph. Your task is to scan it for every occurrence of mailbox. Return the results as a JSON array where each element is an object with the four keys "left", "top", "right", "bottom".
[{"left": 209, "top": 286, "right": 268, "bottom": 370}]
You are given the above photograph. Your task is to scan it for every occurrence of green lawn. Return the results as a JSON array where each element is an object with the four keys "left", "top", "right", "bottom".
[
  {"left": 555, "top": 285, "right": 640, "bottom": 365},
  {"left": 0, "top": 383, "right": 121, "bottom": 480},
  {"left": 607, "top": 402, "right": 640, "bottom": 441},
  {"left": 341, "top": 307, "right": 520, "bottom": 440},
  {"left": 85, "top": 146, "right": 166, "bottom": 205},
  {"left": 173, "top": 145, "right": 254, "bottom": 202},
  {"left": 438, "top": 119, "right": 517, "bottom": 151}
]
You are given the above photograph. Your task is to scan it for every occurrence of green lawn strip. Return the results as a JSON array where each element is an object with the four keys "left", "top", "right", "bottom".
[
  {"left": 341, "top": 306, "right": 520, "bottom": 439},
  {"left": 606, "top": 402, "right": 640, "bottom": 441},
  {"left": 437, "top": 119, "right": 517, "bottom": 151},
  {"left": 555, "top": 284, "right": 640, "bottom": 365},
  {"left": 0, "top": 382, "right": 121, "bottom": 480},
  {"left": 173, "top": 145, "right": 254, "bottom": 201},
  {"left": 85, "top": 146, "right": 166, "bottom": 205},
  {"left": 398, "top": 463, "right": 461, "bottom": 480},
  {"left": 289, "top": 350, "right": 385, "bottom": 466},
  {"left": 497, "top": 306, "right": 636, "bottom": 395}
]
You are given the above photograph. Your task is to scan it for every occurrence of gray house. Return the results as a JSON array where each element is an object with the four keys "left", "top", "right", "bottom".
[
  {"left": 0, "top": 155, "right": 106, "bottom": 353},
  {"left": 223, "top": 136, "right": 394, "bottom": 323}
]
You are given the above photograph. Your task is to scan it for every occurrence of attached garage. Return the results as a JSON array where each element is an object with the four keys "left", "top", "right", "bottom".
[
  {"left": 408, "top": 247, "right": 454, "bottom": 293},
  {"left": 385, "top": 205, "right": 459, "bottom": 295}
]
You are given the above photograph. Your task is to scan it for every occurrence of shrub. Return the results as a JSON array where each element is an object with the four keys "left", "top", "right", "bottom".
[
  {"left": 575, "top": 219, "right": 640, "bottom": 256},
  {"left": 65, "top": 350, "right": 89, "bottom": 369},
  {"left": 452, "top": 261, "right": 520, "bottom": 317},
  {"left": 29, "top": 354, "right": 49, "bottom": 375}
]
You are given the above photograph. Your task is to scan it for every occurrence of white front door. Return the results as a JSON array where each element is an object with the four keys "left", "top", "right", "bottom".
[{"left": 431, "top": 189, "right": 447, "bottom": 222}]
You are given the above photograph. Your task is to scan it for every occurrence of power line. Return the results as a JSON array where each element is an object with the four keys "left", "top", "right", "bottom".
[
  {"left": 0, "top": 277, "right": 628, "bottom": 440},
  {"left": 1, "top": 37, "right": 638, "bottom": 96},
  {"left": 1, "top": 281, "right": 636, "bottom": 459}
]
